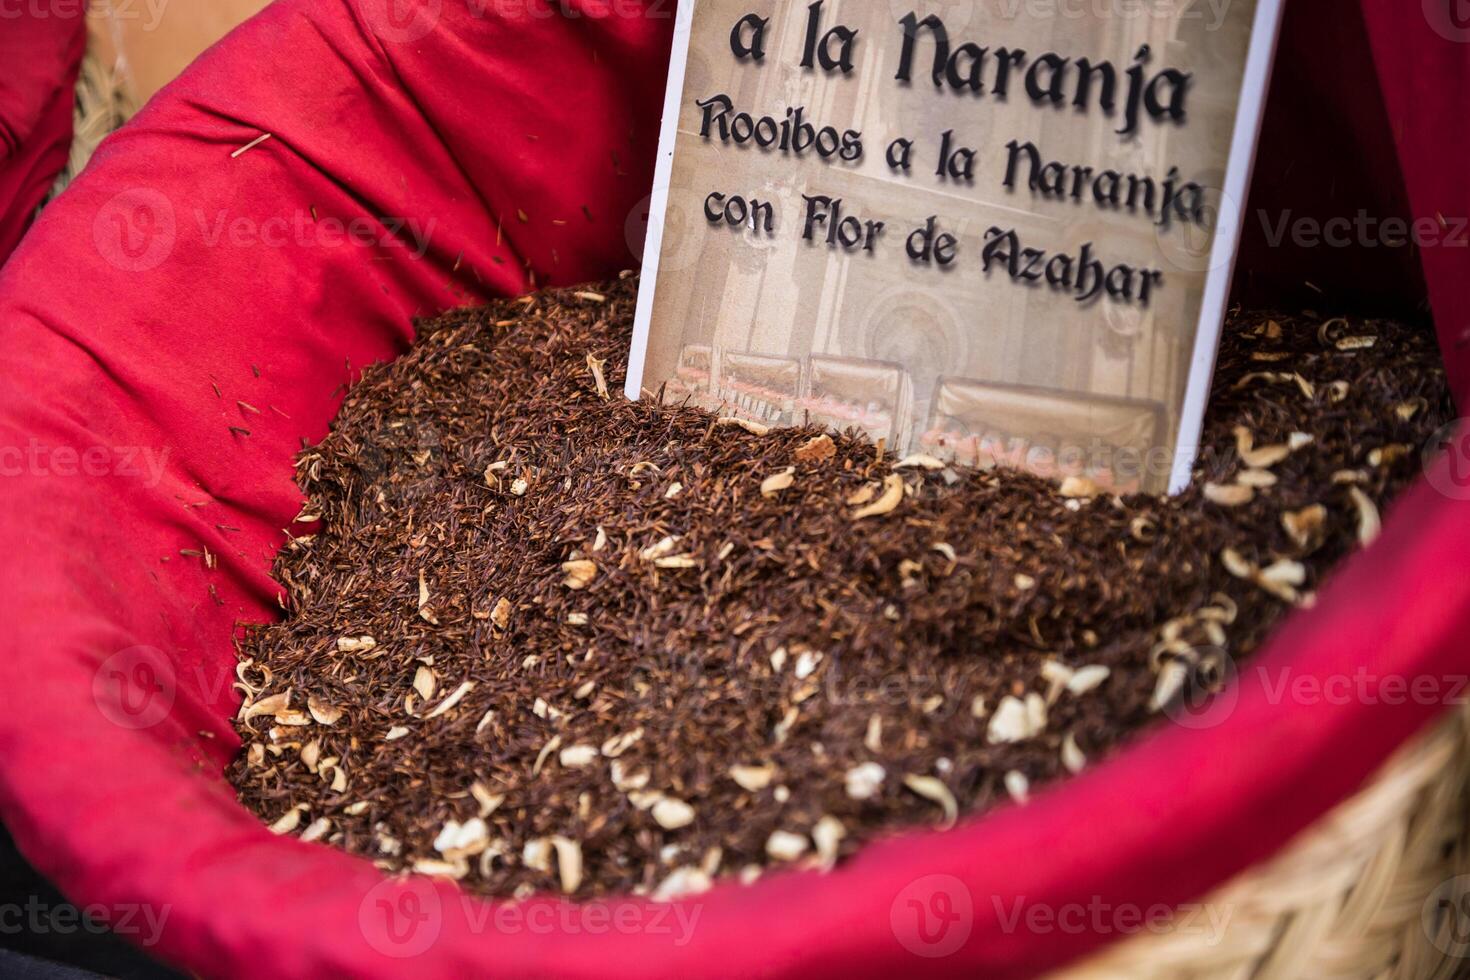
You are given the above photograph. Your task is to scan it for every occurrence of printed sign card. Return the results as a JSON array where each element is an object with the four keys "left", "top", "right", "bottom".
[{"left": 628, "top": 0, "right": 1283, "bottom": 493}]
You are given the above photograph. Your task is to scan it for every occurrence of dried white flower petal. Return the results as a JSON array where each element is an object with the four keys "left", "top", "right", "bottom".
[
  {"left": 652, "top": 797, "right": 696, "bottom": 830},
  {"left": 1059, "top": 476, "right": 1102, "bottom": 499},
  {"left": 652, "top": 867, "right": 712, "bottom": 902},
  {"left": 730, "top": 764, "right": 776, "bottom": 792},
  {"left": 412, "top": 858, "right": 467, "bottom": 879},
  {"left": 765, "top": 830, "right": 809, "bottom": 862},
  {"left": 864, "top": 714, "right": 883, "bottom": 753},
  {"left": 794, "top": 434, "right": 836, "bottom": 463},
  {"left": 1221, "top": 548, "right": 1255, "bottom": 580},
  {"left": 1349, "top": 487, "right": 1382, "bottom": 546},
  {"left": 1282, "top": 504, "right": 1327, "bottom": 550},
  {"left": 434, "top": 818, "right": 489, "bottom": 858},
  {"left": 601, "top": 729, "right": 643, "bottom": 758},
  {"left": 586, "top": 353, "right": 610, "bottom": 401},
  {"left": 269, "top": 805, "right": 306, "bottom": 835},
  {"left": 1237, "top": 469, "right": 1278, "bottom": 489},
  {"left": 987, "top": 696, "right": 1042, "bottom": 744},
  {"left": 522, "top": 838, "right": 553, "bottom": 873},
  {"left": 1150, "top": 661, "right": 1189, "bottom": 712},
  {"left": 470, "top": 782, "right": 505, "bottom": 817},
  {"left": 1067, "top": 666, "right": 1111, "bottom": 696},
  {"left": 242, "top": 690, "right": 291, "bottom": 722},
  {"left": 1004, "top": 770, "right": 1030, "bottom": 804},
  {"left": 903, "top": 775, "right": 959, "bottom": 829},
  {"left": 812, "top": 815, "right": 846, "bottom": 870},
  {"left": 761, "top": 468, "right": 796, "bottom": 497},
  {"left": 424, "top": 681, "right": 474, "bottom": 720},
  {"left": 1204, "top": 483, "right": 1254, "bottom": 507},
  {"left": 412, "top": 665, "right": 436, "bottom": 701},
  {"left": 851, "top": 474, "right": 904, "bottom": 520},
  {"left": 559, "top": 744, "right": 599, "bottom": 769},
  {"left": 639, "top": 536, "right": 681, "bottom": 562},
  {"left": 417, "top": 570, "right": 439, "bottom": 625},
  {"left": 610, "top": 759, "right": 650, "bottom": 793},
  {"left": 1061, "top": 733, "right": 1087, "bottom": 774},
  {"left": 715, "top": 416, "right": 770, "bottom": 436},
  {"left": 561, "top": 559, "right": 598, "bottom": 590},
  {"left": 551, "top": 836, "right": 583, "bottom": 894},
  {"left": 532, "top": 735, "right": 562, "bottom": 777},
  {"left": 307, "top": 696, "right": 344, "bottom": 726},
  {"left": 845, "top": 762, "right": 886, "bottom": 801},
  {"left": 895, "top": 454, "right": 945, "bottom": 471}
]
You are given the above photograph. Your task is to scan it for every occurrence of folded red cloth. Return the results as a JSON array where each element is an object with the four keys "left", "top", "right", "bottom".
[
  {"left": 0, "top": 5, "right": 85, "bottom": 264},
  {"left": 0, "top": 2, "right": 1465, "bottom": 978}
]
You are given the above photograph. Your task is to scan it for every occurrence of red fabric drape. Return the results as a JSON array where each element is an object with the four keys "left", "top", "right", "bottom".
[
  {"left": 0, "top": 5, "right": 85, "bottom": 263},
  {"left": 0, "top": 2, "right": 1465, "bottom": 978}
]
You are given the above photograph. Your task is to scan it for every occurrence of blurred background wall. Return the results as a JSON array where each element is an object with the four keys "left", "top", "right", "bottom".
[{"left": 55, "top": 0, "right": 271, "bottom": 192}]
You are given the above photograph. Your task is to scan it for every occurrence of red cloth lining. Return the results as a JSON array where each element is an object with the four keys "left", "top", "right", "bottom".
[{"left": 0, "top": 5, "right": 85, "bottom": 263}]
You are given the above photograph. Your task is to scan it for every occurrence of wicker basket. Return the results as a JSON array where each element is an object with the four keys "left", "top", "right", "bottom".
[{"left": 1055, "top": 702, "right": 1470, "bottom": 979}]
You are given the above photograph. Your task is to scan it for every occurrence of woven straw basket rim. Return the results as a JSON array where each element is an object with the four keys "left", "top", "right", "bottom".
[{"left": 1053, "top": 702, "right": 1470, "bottom": 979}]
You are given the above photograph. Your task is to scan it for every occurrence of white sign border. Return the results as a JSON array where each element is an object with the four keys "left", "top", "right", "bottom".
[{"left": 627, "top": 0, "right": 1288, "bottom": 497}]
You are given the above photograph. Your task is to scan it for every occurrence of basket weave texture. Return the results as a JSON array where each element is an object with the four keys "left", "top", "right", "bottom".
[{"left": 1056, "top": 703, "right": 1470, "bottom": 979}]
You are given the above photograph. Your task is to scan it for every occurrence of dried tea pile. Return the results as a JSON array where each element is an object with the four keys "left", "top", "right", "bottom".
[{"left": 230, "top": 274, "right": 1451, "bottom": 900}]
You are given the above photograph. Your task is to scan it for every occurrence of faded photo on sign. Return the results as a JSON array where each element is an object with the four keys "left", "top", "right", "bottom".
[{"left": 629, "top": 0, "right": 1281, "bottom": 494}]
